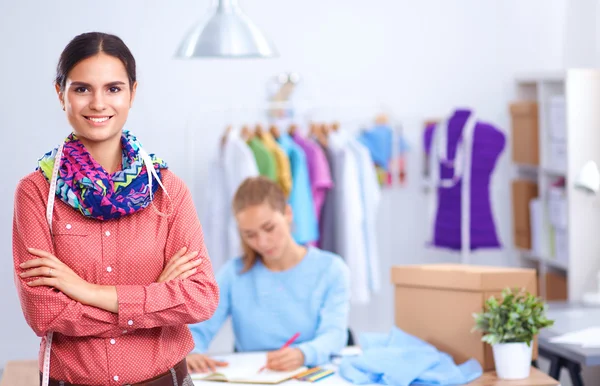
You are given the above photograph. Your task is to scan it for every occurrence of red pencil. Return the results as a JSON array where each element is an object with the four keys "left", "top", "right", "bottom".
[{"left": 258, "top": 332, "right": 301, "bottom": 373}]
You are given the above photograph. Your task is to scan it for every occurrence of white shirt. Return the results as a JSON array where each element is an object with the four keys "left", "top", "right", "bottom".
[
  {"left": 329, "top": 131, "right": 371, "bottom": 304},
  {"left": 202, "top": 130, "right": 259, "bottom": 270},
  {"left": 348, "top": 138, "right": 381, "bottom": 294}
]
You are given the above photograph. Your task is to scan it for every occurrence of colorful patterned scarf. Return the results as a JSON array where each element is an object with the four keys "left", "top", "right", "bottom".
[{"left": 38, "top": 130, "right": 168, "bottom": 221}]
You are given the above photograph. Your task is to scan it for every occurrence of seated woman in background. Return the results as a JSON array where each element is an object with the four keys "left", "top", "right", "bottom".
[{"left": 187, "top": 176, "right": 351, "bottom": 373}]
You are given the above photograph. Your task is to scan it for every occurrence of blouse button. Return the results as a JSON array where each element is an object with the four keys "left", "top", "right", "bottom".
[
  {"left": 110, "top": 339, "right": 116, "bottom": 345},
  {"left": 127, "top": 320, "right": 133, "bottom": 326},
  {"left": 113, "top": 375, "right": 119, "bottom": 381},
  {"left": 65, "top": 224, "right": 72, "bottom": 230},
  {"left": 106, "top": 266, "right": 113, "bottom": 273},
  {"left": 105, "top": 230, "right": 111, "bottom": 237}
]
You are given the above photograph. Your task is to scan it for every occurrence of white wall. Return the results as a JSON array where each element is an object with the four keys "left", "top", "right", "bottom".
[{"left": 0, "top": 0, "right": 566, "bottom": 368}]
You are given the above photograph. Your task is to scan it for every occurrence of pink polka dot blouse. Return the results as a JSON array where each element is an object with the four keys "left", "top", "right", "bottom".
[{"left": 12, "top": 169, "right": 219, "bottom": 385}]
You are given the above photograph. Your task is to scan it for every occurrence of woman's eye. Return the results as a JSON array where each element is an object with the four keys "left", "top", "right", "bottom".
[
  {"left": 74, "top": 87, "right": 88, "bottom": 93},
  {"left": 265, "top": 227, "right": 275, "bottom": 232},
  {"left": 108, "top": 86, "right": 121, "bottom": 93}
]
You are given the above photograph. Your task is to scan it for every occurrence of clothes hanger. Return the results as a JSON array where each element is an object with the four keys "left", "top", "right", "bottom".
[
  {"left": 255, "top": 123, "right": 264, "bottom": 137},
  {"left": 375, "top": 113, "right": 389, "bottom": 125},
  {"left": 309, "top": 122, "right": 319, "bottom": 137},
  {"left": 220, "top": 125, "right": 232, "bottom": 147},
  {"left": 331, "top": 121, "right": 340, "bottom": 132},
  {"left": 315, "top": 123, "right": 329, "bottom": 147},
  {"left": 241, "top": 125, "right": 253, "bottom": 141},
  {"left": 269, "top": 124, "right": 281, "bottom": 139},
  {"left": 288, "top": 123, "right": 298, "bottom": 136}
]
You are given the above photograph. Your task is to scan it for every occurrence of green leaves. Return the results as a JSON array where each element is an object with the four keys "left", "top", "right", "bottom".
[{"left": 472, "top": 287, "right": 554, "bottom": 345}]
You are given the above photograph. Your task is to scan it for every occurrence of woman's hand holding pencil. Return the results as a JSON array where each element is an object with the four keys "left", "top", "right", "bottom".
[{"left": 261, "top": 332, "right": 304, "bottom": 372}]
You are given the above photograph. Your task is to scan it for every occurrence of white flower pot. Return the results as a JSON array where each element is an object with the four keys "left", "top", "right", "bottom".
[{"left": 492, "top": 342, "right": 533, "bottom": 380}]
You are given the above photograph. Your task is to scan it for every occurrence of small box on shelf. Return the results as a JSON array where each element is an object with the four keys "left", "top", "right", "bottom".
[
  {"left": 541, "top": 271, "right": 568, "bottom": 301},
  {"left": 512, "top": 179, "right": 538, "bottom": 249},
  {"left": 510, "top": 101, "right": 539, "bottom": 166}
]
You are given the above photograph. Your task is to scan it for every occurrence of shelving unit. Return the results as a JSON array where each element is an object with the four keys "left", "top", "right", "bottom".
[{"left": 512, "top": 69, "right": 600, "bottom": 302}]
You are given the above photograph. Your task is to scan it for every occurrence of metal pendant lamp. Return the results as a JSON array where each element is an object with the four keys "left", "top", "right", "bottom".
[{"left": 176, "top": 0, "right": 278, "bottom": 59}]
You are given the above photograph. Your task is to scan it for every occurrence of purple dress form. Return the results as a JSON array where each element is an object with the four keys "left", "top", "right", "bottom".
[{"left": 424, "top": 109, "right": 505, "bottom": 251}]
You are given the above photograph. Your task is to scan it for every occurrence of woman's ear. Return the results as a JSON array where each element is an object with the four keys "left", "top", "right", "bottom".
[
  {"left": 130, "top": 81, "right": 138, "bottom": 107},
  {"left": 55, "top": 83, "right": 65, "bottom": 111},
  {"left": 284, "top": 204, "right": 294, "bottom": 225}
]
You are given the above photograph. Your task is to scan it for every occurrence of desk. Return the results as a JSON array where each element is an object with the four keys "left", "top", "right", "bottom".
[
  {"left": 538, "top": 302, "right": 600, "bottom": 386},
  {"left": 193, "top": 367, "right": 558, "bottom": 386},
  {"left": 192, "top": 353, "right": 559, "bottom": 386}
]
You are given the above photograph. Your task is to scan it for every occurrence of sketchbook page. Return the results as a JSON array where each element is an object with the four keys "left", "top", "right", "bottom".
[
  {"left": 227, "top": 366, "right": 308, "bottom": 384},
  {"left": 189, "top": 352, "right": 307, "bottom": 383},
  {"left": 190, "top": 352, "right": 266, "bottom": 381}
]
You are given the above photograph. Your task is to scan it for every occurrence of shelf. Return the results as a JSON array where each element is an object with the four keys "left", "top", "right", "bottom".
[
  {"left": 514, "top": 163, "right": 539, "bottom": 171},
  {"left": 515, "top": 71, "right": 565, "bottom": 84},
  {"left": 518, "top": 249, "right": 569, "bottom": 271},
  {"left": 542, "top": 166, "right": 566, "bottom": 176}
]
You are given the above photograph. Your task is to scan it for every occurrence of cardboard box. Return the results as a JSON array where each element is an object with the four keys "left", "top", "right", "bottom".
[
  {"left": 0, "top": 360, "right": 38, "bottom": 386},
  {"left": 510, "top": 101, "right": 539, "bottom": 165},
  {"left": 391, "top": 264, "right": 538, "bottom": 371},
  {"left": 512, "top": 180, "right": 539, "bottom": 249},
  {"left": 543, "top": 271, "right": 568, "bottom": 301}
]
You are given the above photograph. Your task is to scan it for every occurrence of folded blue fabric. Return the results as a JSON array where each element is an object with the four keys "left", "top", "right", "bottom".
[{"left": 339, "top": 327, "right": 482, "bottom": 386}]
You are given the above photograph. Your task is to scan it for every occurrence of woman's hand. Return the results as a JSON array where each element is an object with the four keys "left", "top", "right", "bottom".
[
  {"left": 187, "top": 353, "right": 229, "bottom": 373},
  {"left": 157, "top": 246, "right": 202, "bottom": 283},
  {"left": 266, "top": 348, "right": 305, "bottom": 371},
  {"left": 19, "top": 248, "right": 96, "bottom": 305}
]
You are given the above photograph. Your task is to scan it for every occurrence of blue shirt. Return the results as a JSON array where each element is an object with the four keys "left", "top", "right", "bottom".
[
  {"left": 358, "top": 124, "right": 393, "bottom": 171},
  {"left": 189, "top": 247, "right": 350, "bottom": 367},
  {"left": 276, "top": 133, "right": 319, "bottom": 245}
]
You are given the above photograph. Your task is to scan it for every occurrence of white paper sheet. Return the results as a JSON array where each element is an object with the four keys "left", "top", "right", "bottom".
[{"left": 549, "top": 327, "right": 600, "bottom": 348}]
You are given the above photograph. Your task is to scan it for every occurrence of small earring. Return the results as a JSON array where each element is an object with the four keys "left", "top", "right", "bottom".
[{"left": 61, "top": 105, "right": 65, "bottom": 111}]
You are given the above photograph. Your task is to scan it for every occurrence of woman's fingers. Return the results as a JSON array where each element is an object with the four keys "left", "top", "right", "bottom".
[
  {"left": 160, "top": 251, "right": 200, "bottom": 281},
  {"left": 165, "top": 247, "right": 187, "bottom": 268},
  {"left": 173, "top": 259, "right": 202, "bottom": 278},
  {"left": 175, "top": 268, "right": 198, "bottom": 281},
  {"left": 26, "top": 277, "right": 58, "bottom": 287},
  {"left": 19, "top": 257, "right": 59, "bottom": 270},
  {"left": 27, "top": 248, "right": 60, "bottom": 261},
  {"left": 19, "top": 267, "right": 57, "bottom": 279},
  {"left": 214, "top": 360, "right": 229, "bottom": 367}
]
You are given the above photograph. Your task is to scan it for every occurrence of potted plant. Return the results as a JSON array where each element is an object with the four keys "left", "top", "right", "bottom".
[{"left": 472, "top": 287, "right": 554, "bottom": 380}]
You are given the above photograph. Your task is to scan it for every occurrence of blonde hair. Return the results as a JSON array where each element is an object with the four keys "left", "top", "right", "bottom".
[{"left": 232, "top": 176, "right": 287, "bottom": 272}]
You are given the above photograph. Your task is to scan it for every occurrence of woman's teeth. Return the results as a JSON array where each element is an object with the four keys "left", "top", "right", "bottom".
[{"left": 87, "top": 116, "right": 111, "bottom": 123}]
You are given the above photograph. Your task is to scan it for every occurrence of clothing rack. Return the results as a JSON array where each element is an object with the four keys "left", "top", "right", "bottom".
[{"left": 183, "top": 100, "right": 403, "bottom": 198}]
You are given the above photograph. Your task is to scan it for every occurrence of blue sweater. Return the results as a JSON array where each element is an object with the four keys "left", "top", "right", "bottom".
[{"left": 189, "top": 247, "right": 351, "bottom": 366}]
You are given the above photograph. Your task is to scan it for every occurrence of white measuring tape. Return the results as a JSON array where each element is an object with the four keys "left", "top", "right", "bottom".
[
  {"left": 42, "top": 142, "right": 64, "bottom": 386},
  {"left": 427, "top": 112, "right": 478, "bottom": 262}
]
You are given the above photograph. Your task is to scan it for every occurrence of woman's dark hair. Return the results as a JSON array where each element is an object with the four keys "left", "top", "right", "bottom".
[{"left": 55, "top": 32, "right": 136, "bottom": 91}]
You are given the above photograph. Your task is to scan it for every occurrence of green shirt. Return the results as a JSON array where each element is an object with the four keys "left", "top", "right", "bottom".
[{"left": 247, "top": 137, "right": 277, "bottom": 181}]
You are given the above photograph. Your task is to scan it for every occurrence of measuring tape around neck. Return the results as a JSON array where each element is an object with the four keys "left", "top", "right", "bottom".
[{"left": 41, "top": 142, "right": 64, "bottom": 386}]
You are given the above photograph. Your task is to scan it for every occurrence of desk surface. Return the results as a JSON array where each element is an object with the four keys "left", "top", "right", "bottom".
[
  {"left": 538, "top": 301, "right": 600, "bottom": 366},
  {"left": 191, "top": 352, "right": 559, "bottom": 386},
  {"left": 193, "top": 367, "right": 558, "bottom": 386}
]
